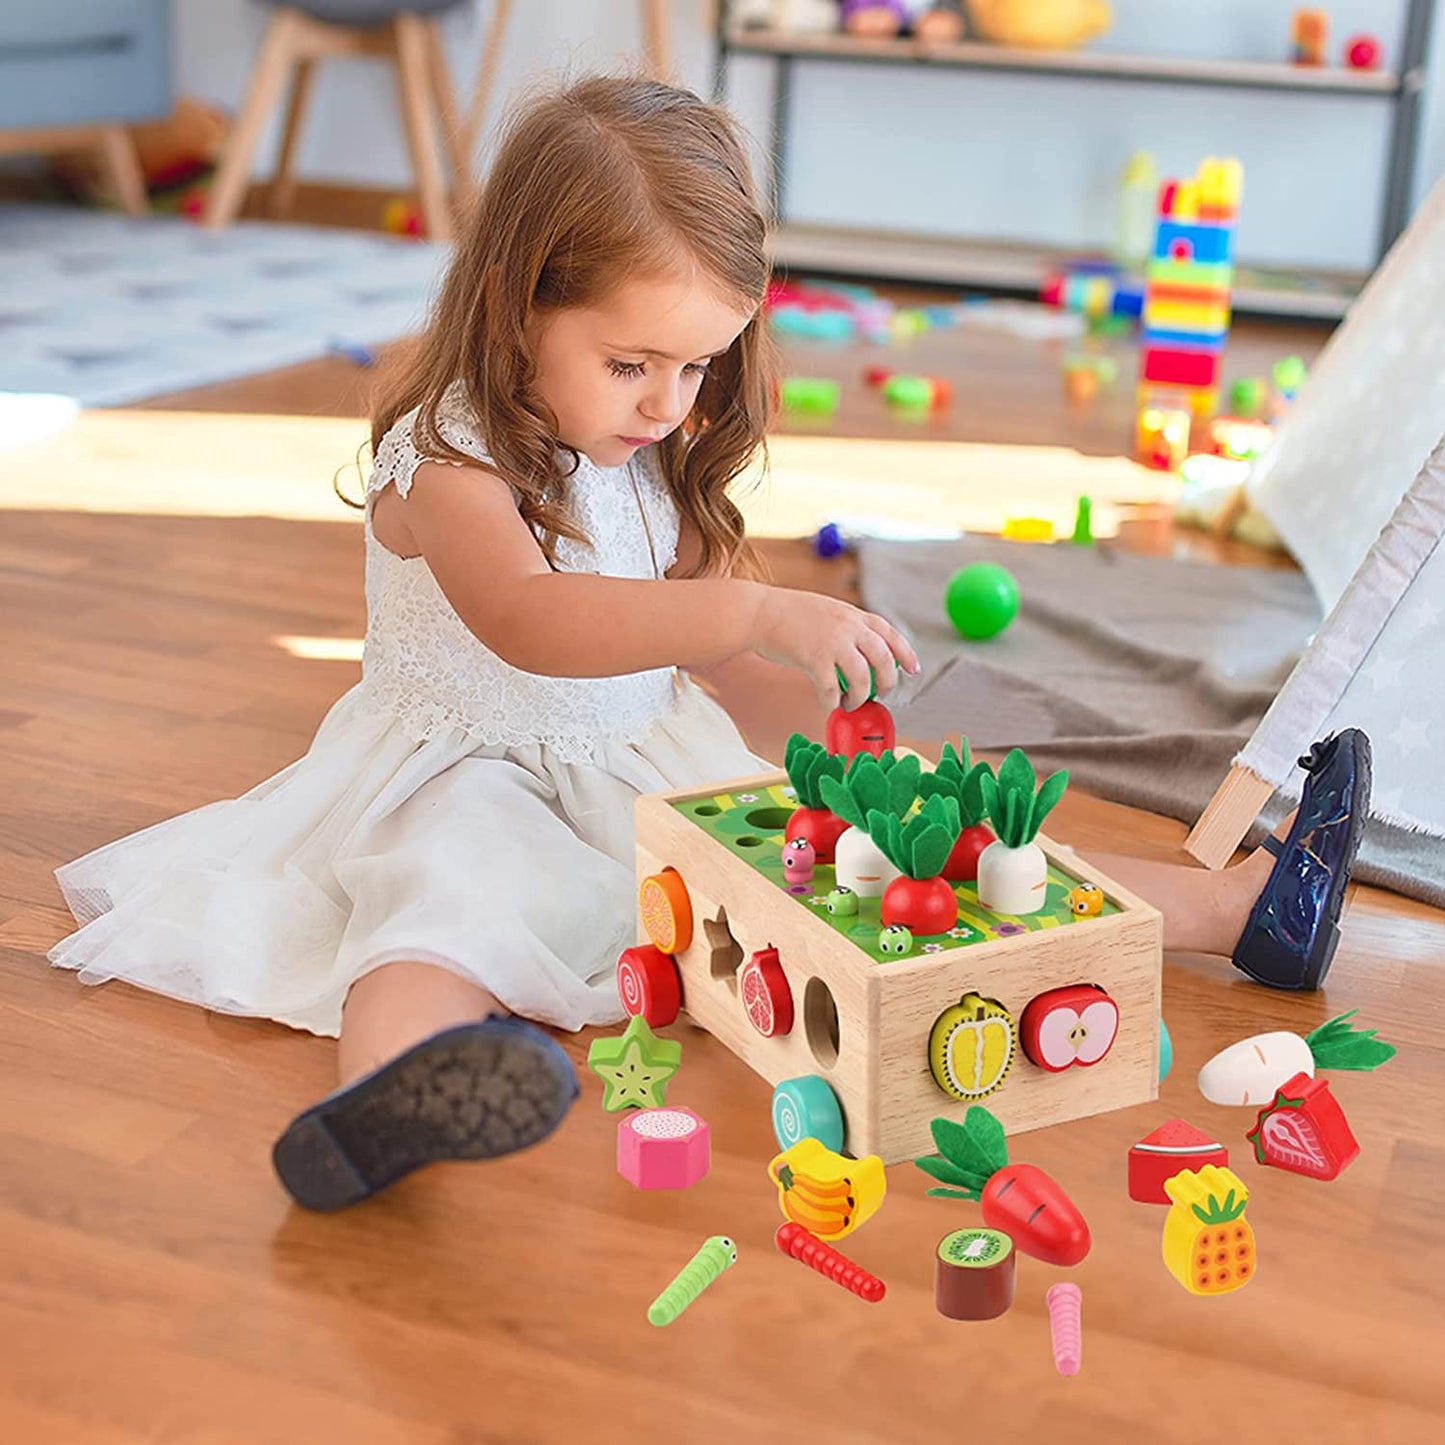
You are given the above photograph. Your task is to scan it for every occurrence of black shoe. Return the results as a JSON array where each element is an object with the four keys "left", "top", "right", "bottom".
[
  {"left": 272, "top": 1015, "right": 579, "bottom": 1211},
  {"left": 1231, "top": 728, "right": 1372, "bottom": 992}
]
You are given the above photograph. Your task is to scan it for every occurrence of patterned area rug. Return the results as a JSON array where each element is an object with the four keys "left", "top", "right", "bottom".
[{"left": 0, "top": 205, "right": 447, "bottom": 407}]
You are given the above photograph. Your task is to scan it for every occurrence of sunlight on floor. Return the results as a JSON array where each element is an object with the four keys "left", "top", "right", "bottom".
[
  {"left": 0, "top": 408, "right": 1179, "bottom": 541},
  {"left": 275, "top": 635, "right": 364, "bottom": 662}
]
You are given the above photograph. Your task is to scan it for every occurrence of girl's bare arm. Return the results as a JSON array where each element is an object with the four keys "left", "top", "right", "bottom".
[{"left": 398, "top": 462, "right": 917, "bottom": 704}]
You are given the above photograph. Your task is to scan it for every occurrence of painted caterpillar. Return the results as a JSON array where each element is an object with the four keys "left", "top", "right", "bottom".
[
  {"left": 775, "top": 1222, "right": 886, "bottom": 1302},
  {"left": 647, "top": 1235, "right": 738, "bottom": 1326}
]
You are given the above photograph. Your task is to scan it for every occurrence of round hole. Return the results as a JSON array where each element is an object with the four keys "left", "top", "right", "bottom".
[
  {"left": 804, "top": 976, "right": 840, "bottom": 1068},
  {"left": 735, "top": 835, "right": 764, "bottom": 848},
  {"left": 744, "top": 806, "right": 794, "bottom": 832},
  {"left": 693, "top": 803, "right": 722, "bottom": 817}
]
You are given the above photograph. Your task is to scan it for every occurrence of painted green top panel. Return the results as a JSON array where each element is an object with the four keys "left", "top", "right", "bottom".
[{"left": 670, "top": 785, "right": 1119, "bottom": 964}]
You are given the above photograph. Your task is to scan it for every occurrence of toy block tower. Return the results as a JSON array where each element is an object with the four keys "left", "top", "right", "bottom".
[{"left": 1137, "top": 157, "right": 1243, "bottom": 425}]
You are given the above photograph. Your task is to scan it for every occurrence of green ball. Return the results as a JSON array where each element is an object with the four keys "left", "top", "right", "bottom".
[{"left": 944, "top": 562, "right": 1019, "bottom": 640}]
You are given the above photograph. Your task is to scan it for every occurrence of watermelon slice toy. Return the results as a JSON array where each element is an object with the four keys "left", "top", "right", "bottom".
[{"left": 1129, "top": 1120, "right": 1230, "bottom": 1204}]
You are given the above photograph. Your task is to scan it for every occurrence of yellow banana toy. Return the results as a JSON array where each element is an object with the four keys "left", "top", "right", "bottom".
[{"left": 768, "top": 1137, "right": 887, "bottom": 1240}]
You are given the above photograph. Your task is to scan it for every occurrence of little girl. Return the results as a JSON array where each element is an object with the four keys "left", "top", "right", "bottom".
[{"left": 47, "top": 76, "right": 1369, "bottom": 1213}]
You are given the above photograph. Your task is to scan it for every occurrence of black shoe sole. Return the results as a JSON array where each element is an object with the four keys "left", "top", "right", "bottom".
[
  {"left": 272, "top": 1018, "right": 579, "bottom": 1212},
  {"left": 1234, "top": 729, "right": 1373, "bottom": 992}
]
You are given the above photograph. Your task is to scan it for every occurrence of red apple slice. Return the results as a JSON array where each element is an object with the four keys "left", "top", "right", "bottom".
[{"left": 1020, "top": 985, "right": 1119, "bottom": 1072}]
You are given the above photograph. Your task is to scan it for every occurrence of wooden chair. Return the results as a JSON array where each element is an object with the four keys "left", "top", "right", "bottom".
[
  {"left": 203, "top": 1, "right": 678, "bottom": 243},
  {"left": 0, "top": 124, "right": 148, "bottom": 216},
  {"left": 202, "top": 2, "right": 470, "bottom": 241}
]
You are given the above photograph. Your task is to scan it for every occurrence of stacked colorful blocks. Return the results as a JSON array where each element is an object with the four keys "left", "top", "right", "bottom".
[{"left": 1138, "top": 157, "right": 1243, "bottom": 424}]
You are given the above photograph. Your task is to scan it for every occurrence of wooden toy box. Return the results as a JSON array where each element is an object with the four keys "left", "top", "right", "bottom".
[{"left": 634, "top": 768, "right": 1163, "bottom": 1165}]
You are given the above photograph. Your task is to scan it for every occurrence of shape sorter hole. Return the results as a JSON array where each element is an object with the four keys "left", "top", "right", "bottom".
[
  {"left": 704, "top": 907, "right": 743, "bottom": 993},
  {"left": 693, "top": 803, "right": 722, "bottom": 817},
  {"left": 804, "top": 976, "right": 840, "bottom": 1068},
  {"left": 735, "top": 835, "right": 764, "bottom": 848},
  {"left": 744, "top": 807, "right": 793, "bottom": 832}
]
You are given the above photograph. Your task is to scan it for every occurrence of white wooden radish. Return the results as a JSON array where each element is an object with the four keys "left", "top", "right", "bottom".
[
  {"left": 977, "top": 749, "right": 1069, "bottom": 917},
  {"left": 819, "top": 751, "right": 922, "bottom": 900},
  {"left": 1197, "top": 1012, "right": 1396, "bottom": 1106}
]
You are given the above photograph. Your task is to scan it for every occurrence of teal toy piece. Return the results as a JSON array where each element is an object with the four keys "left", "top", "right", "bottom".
[
  {"left": 647, "top": 1235, "right": 738, "bottom": 1326},
  {"left": 945, "top": 563, "right": 1020, "bottom": 641},
  {"left": 1159, "top": 1017, "right": 1173, "bottom": 1083},
  {"left": 772, "top": 1075, "right": 846, "bottom": 1153}
]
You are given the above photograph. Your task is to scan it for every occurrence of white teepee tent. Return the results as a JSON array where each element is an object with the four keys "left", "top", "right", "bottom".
[{"left": 1187, "top": 177, "right": 1445, "bottom": 870}]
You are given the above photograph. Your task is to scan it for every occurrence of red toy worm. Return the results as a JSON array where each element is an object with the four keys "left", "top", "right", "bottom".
[{"left": 775, "top": 1222, "right": 886, "bottom": 1302}]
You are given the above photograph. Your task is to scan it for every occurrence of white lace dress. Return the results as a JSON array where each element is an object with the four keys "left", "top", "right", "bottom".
[{"left": 47, "top": 390, "right": 768, "bottom": 1036}]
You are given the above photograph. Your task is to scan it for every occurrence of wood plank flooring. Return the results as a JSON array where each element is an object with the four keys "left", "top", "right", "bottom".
[{"left": 2, "top": 298, "right": 1442, "bottom": 1444}]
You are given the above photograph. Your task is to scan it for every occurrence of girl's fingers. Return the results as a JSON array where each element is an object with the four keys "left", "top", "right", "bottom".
[
  {"left": 867, "top": 613, "right": 920, "bottom": 674},
  {"left": 837, "top": 648, "right": 873, "bottom": 709},
  {"left": 815, "top": 661, "right": 842, "bottom": 713},
  {"left": 856, "top": 627, "right": 897, "bottom": 698}
]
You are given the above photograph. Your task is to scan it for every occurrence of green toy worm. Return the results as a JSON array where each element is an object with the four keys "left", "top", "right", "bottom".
[{"left": 647, "top": 1235, "right": 738, "bottom": 1326}]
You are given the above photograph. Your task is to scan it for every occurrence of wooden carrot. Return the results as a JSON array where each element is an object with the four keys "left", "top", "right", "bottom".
[
  {"left": 775, "top": 1222, "right": 886, "bottom": 1302},
  {"left": 914, "top": 1106, "right": 1091, "bottom": 1267}
]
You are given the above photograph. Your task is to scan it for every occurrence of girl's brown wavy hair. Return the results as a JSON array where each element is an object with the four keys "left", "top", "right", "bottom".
[{"left": 364, "top": 74, "right": 776, "bottom": 580}]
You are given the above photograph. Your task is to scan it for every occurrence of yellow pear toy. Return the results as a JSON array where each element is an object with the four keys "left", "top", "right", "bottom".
[{"left": 968, "top": 0, "right": 1112, "bottom": 50}]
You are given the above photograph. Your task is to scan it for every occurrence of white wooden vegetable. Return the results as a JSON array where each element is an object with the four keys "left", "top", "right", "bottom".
[
  {"left": 834, "top": 825, "right": 902, "bottom": 900},
  {"left": 976, "top": 839, "right": 1049, "bottom": 917},
  {"left": 1197, "top": 1032, "right": 1315, "bottom": 1106}
]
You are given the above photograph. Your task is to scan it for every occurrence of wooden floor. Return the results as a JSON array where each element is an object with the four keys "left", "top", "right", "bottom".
[{"left": 2, "top": 296, "right": 1443, "bottom": 1444}]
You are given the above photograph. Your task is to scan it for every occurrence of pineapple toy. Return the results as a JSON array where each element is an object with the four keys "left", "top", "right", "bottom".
[{"left": 1162, "top": 1165, "right": 1256, "bottom": 1295}]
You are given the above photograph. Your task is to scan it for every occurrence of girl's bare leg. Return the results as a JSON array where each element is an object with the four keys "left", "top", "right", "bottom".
[
  {"left": 338, "top": 959, "right": 505, "bottom": 1084},
  {"left": 1084, "top": 815, "right": 1292, "bottom": 956}
]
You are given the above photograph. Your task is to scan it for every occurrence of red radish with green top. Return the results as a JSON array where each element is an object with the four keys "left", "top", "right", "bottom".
[
  {"left": 825, "top": 668, "right": 896, "bottom": 758},
  {"left": 863, "top": 794, "right": 963, "bottom": 936},
  {"left": 917, "top": 738, "right": 996, "bottom": 882},
  {"left": 915, "top": 1105, "right": 1091, "bottom": 1267},
  {"left": 782, "top": 733, "right": 849, "bottom": 863},
  {"left": 818, "top": 750, "right": 922, "bottom": 900},
  {"left": 976, "top": 748, "right": 1069, "bottom": 916}
]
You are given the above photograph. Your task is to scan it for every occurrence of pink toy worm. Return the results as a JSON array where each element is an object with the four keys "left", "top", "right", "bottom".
[
  {"left": 1046, "top": 1282, "right": 1082, "bottom": 1376},
  {"left": 775, "top": 1223, "right": 886, "bottom": 1303}
]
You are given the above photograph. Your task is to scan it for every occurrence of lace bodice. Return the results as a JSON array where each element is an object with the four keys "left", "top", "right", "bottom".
[{"left": 356, "top": 385, "right": 682, "bottom": 762}]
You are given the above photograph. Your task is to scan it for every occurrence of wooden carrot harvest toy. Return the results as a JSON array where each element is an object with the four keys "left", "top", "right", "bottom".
[{"left": 620, "top": 713, "right": 1163, "bottom": 1165}]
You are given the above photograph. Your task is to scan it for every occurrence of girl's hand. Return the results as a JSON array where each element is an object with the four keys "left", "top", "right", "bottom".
[{"left": 750, "top": 586, "right": 921, "bottom": 711}]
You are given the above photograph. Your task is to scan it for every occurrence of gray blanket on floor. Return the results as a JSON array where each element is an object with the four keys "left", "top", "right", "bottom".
[{"left": 859, "top": 535, "right": 1443, "bottom": 908}]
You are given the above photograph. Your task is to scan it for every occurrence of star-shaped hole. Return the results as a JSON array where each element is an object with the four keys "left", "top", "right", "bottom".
[{"left": 705, "top": 906, "right": 743, "bottom": 991}]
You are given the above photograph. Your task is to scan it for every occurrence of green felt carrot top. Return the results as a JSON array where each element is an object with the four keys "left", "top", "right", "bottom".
[
  {"left": 917, "top": 738, "right": 994, "bottom": 829},
  {"left": 1306, "top": 1011, "right": 1397, "bottom": 1072},
  {"left": 979, "top": 748, "right": 1068, "bottom": 849},
  {"left": 818, "top": 750, "right": 921, "bottom": 831},
  {"left": 913, "top": 1107, "right": 1010, "bottom": 1199},
  {"left": 783, "top": 733, "right": 846, "bottom": 810}
]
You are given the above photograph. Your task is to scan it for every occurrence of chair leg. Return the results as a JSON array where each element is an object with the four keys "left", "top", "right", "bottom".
[
  {"left": 268, "top": 57, "right": 316, "bottom": 218},
  {"left": 423, "top": 19, "right": 470, "bottom": 194},
  {"left": 95, "top": 126, "right": 148, "bottom": 215},
  {"left": 203, "top": 8, "right": 303, "bottom": 228},
  {"left": 640, "top": 0, "right": 673, "bottom": 79},
  {"left": 392, "top": 14, "right": 453, "bottom": 243},
  {"left": 461, "top": 0, "right": 514, "bottom": 159}
]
